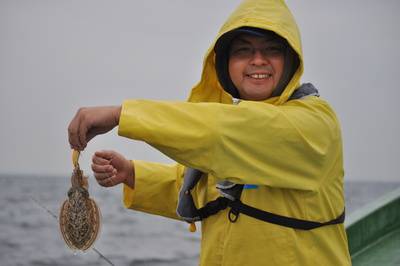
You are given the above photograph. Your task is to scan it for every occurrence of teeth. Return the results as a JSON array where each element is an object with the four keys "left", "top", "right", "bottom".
[{"left": 249, "top": 74, "right": 271, "bottom": 79}]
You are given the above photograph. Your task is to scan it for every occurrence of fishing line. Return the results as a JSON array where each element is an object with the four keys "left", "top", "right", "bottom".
[{"left": 30, "top": 196, "right": 115, "bottom": 266}]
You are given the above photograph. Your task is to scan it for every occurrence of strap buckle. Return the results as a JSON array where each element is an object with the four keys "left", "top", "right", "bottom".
[{"left": 228, "top": 204, "right": 240, "bottom": 223}]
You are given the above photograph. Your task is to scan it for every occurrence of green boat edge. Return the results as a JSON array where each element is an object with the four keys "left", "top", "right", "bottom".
[{"left": 345, "top": 186, "right": 400, "bottom": 265}]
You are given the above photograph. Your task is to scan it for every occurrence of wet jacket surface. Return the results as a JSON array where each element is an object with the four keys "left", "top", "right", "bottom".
[{"left": 118, "top": 0, "right": 351, "bottom": 265}]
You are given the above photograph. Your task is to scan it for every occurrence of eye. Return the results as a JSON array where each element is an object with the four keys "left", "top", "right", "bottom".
[
  {"left": 231, "top": 46, "right": 252, "bottom": 55},
  {"left": 263, "top": 46, "right": 284, "bottom": 55}
]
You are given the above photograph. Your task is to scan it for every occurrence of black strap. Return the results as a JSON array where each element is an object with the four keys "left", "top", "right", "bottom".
[
  {"left": 228, "top": 200, "right": 345, "bottom": 230},
  {"left": 198, "top": 197, "right": 230, "bottom": 219},
  {"left": 198, "top": 197, "right": 345, "bottom": 230}
]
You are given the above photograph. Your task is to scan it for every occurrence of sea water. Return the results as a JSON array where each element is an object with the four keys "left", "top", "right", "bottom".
[{"left": 0, "top": 175, "right": 399, "bottom": 266}]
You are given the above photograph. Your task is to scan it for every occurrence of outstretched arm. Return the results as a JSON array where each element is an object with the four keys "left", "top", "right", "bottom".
[{"left": 118, "top": 98, "right": 342, "bottom": 192}]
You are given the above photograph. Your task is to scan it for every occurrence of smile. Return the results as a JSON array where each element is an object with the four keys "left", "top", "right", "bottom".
[{"left": 247, "top": 73, "right": 272, "bottom": 79}]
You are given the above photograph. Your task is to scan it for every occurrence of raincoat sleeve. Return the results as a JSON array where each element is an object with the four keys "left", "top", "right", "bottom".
[
  {"left": 118, "top": 97, "right": 341, "bottom": 192},
  {"left": 123, "top": 160, "right": 185, "bottom": 219}
]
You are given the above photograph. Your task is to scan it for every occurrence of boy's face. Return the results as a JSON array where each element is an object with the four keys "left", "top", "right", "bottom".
[{"left": 228, "top": 34, "right": 285, "bottom": 100}]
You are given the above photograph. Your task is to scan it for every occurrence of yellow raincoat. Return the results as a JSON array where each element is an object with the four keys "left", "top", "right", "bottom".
[{"left": 118, "top": 0, "right": 351, "bottom": 265}]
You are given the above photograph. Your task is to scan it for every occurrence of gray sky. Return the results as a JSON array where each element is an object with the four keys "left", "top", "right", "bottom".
[{"left": 0, "top": 0, "right": 399, "bottom": 181}]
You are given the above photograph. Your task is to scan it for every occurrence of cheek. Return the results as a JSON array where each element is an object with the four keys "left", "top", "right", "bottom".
[
  {"left": 271, "top": 57, "right": 285, "bottom": 81},
  {"left": 228, "top": 59, "right": 244, "bottom": 86}
]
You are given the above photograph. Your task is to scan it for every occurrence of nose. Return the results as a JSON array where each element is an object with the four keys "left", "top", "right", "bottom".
[{"left": 249, "top": 49, "right": 268, "bottom": 66}]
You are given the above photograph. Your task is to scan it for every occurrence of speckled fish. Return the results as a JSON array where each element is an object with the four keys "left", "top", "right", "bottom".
[{"left": 59, "top": 150, "right": 101, "bottom": 251}]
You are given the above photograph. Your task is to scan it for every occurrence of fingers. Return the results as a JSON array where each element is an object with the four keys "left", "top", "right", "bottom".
[
  {"left": 93, "top": 165, "right": 117, "bottom": 186},
  {"left": 91, "top": 163, "right": 114, "bottom": 174},
  {"left": 94, "top": 150, "right": 116, "bottom": 160},
  {"left": 97, "top": 176, "right": 117, "bottom": 187},
  {"left": 68, "top": 108, "right": 86, "bottom": 151},
  {"left": 92, "top": 150, "right": 118, "bottom": 187},
  {"left": 94, "top": 170, "right": 116, "bottom": 181},
  {"left": 78, "top": 121, "right": 88, "bottom": 150},
  {"left": 68, "top": 113, "right": 81, "bottom": 150},
  {"left": 92, "top": 154, "right": 110, "bottom": 165},
  {"left": 91, "top": 156, "right": 115, "bottom": 177}
]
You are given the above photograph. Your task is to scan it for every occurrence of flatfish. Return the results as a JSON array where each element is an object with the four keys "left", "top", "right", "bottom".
[{"left": 59, "top": 150, "right": 101, "bottom": 251}]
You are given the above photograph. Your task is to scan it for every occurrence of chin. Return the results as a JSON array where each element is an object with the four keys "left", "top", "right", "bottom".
[
  {"left": 242, "top": 94, "right": 269, "bottom": 101},
  {"left": 241, "top": 88, "right": 273, "bottom": 101}
]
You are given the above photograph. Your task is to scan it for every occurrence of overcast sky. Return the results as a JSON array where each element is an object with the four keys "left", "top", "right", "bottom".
[{"left": 0, "top": 0, "right": 399, "bottom": 182}]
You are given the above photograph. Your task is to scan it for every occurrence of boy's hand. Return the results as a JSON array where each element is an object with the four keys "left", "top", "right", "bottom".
[
  {"left": 91, "top": 150, "right": 135, "bottom": 188},
  {"left": 68, "top": 106, "right": 122, "bottom": 151}
]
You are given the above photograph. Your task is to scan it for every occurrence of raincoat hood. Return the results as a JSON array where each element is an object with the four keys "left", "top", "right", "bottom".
[{"left": 189, "top": 0, "right": 303, "bottom": 105}]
